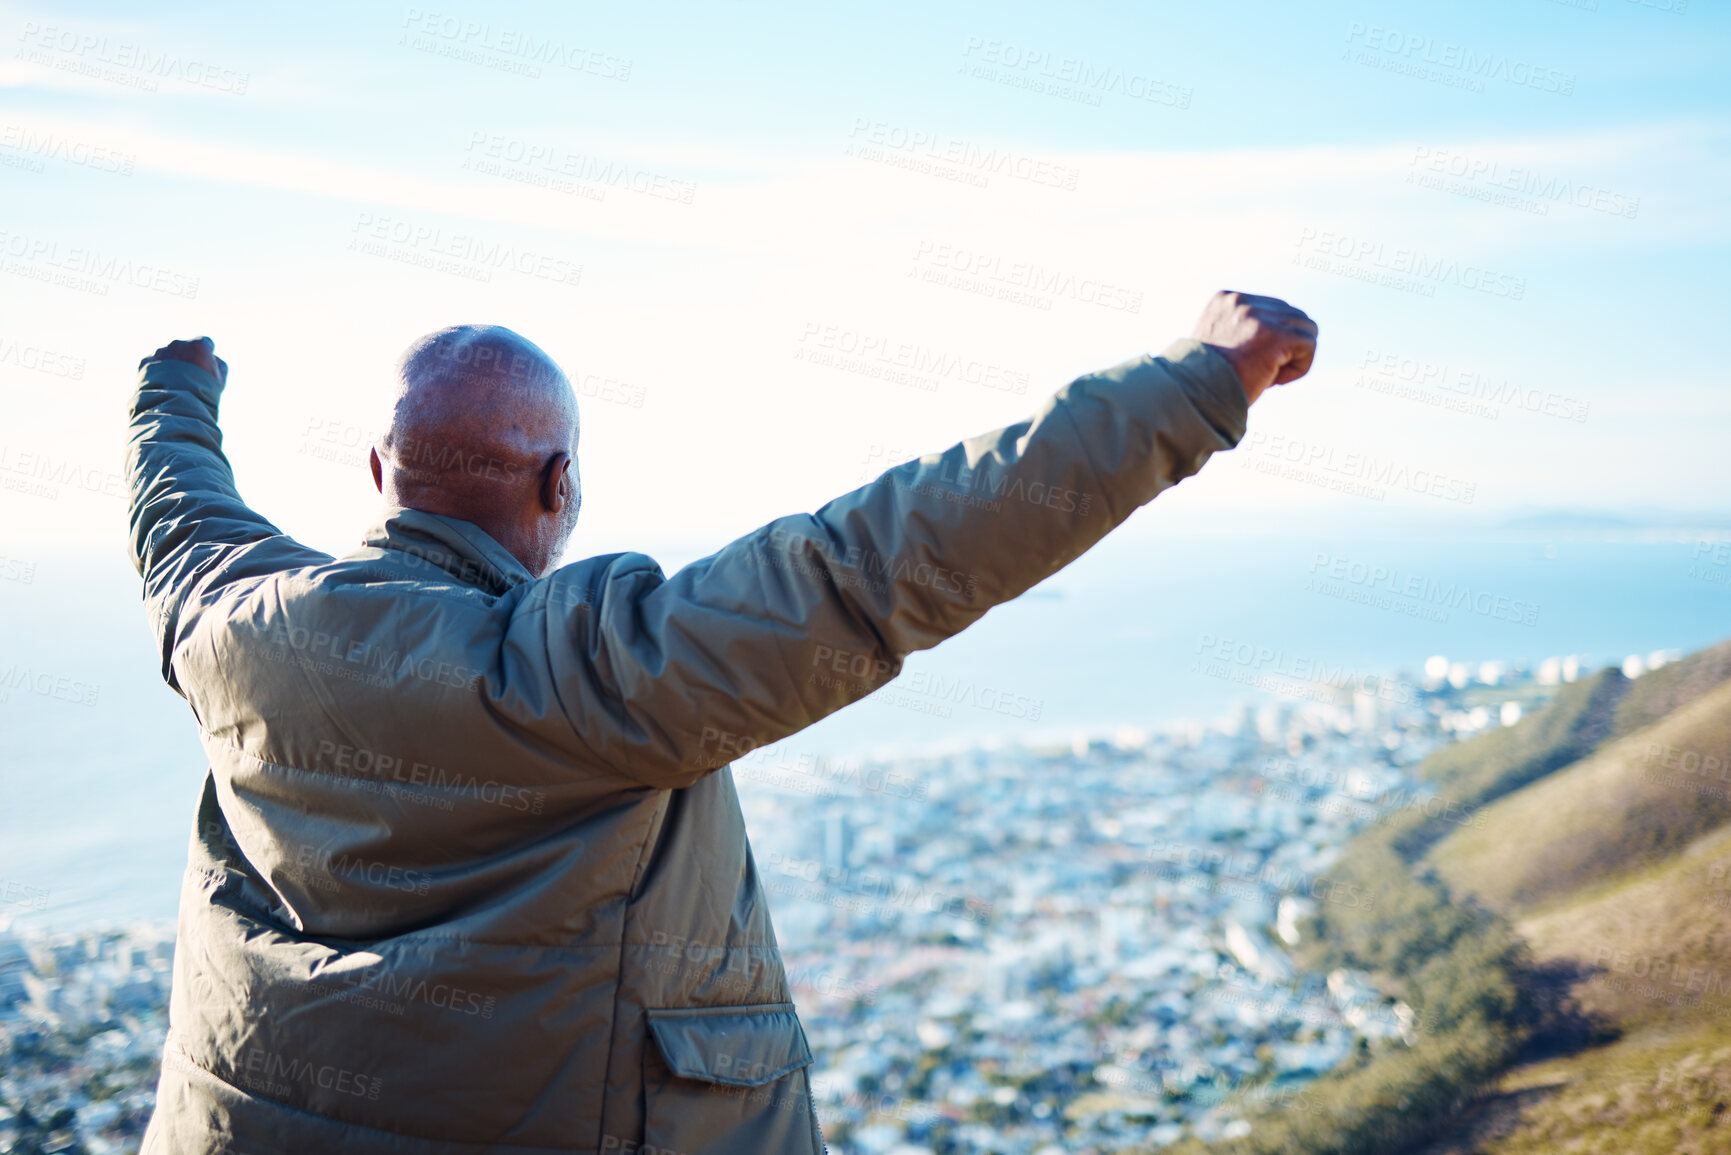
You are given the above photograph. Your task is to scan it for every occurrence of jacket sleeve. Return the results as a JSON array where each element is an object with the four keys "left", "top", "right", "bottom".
[
  {"left": 546, "top": 338, "right": 1249, "bottom": 789},
  {"left": 125, "top": 356, "right": 332, "bottom": 693}
]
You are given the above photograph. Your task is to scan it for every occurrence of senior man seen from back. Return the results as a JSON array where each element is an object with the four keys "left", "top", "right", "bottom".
[{"left": 126, "top": 292, "right": 1316, "bottom": 1154}]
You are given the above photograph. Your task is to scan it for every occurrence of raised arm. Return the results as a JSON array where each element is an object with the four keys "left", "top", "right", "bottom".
[
  {"left": 546, "top": 293, "right": 1317, "bottom": 787},
  {"left": 126, "top": 338, "right": 331, "bottom": 692}
]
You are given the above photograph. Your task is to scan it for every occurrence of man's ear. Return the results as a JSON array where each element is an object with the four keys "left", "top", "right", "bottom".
[
  {"left": 369, "top": 448, "right": 384, "bottom": 494},
  {"left": 541, "top": 453, "right": 572, "bottom": 513}
]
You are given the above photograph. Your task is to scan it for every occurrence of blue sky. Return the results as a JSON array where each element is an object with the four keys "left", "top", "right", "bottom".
[{"left": 1, "top": 0, "right": 1727, "bottom": 564}]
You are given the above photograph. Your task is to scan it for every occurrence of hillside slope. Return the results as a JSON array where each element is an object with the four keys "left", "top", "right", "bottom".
[
  {"left": 1611, "top": 638, "right": 1731, "bottom": 741},
  {"left": 1429, "top": 676, "right": 1731, "bottom": 912},
  {"left": 1173, "top": 641, "right": 1731, "bottom": 1155},
  {"left": 1157, "top": 669, "right": 1638, "bottom": 1155},
  {"left": 1409, "top": 1022, "right": 1731, "bottom": 1155},
  {"left": 1389, "top": 669, "right": 1626, "bottom": 861},
  {"left": 1409, "top": 646, "right": 1731, "bottom": 1154},
  {"left": 1516, "top": 822, "right": 1731, "bottom": 1030}
]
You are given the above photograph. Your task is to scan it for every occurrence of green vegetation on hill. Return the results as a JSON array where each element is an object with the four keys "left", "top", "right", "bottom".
[
  {"left": 1155, "top": 819, "right": 1546, "bottom": 1155},
  {"left": 1386, "top": 642, "right": 1731, "bottom": 1154},
  {"left": 1515, "top": 822, "right": 1731, "bottom": 1031},
  {"left": 1398, "top": 650, "right": 1731, "bottom": 1152},
  {"left": 1403, "top": 1019, "right": 1731, "bottom": 1155},
  {"left": 1430, "top": 676, "right": 1731, "bottom": 916},
  {"left": 1164, "top": 664, "right": 1657, "bottom": 1155},
  {"left": 1611, "top": 638, "right": 1731, "bottom": 741},
  {"left": 1390, "top": 669, "right": 1626, "bottom": 860}
]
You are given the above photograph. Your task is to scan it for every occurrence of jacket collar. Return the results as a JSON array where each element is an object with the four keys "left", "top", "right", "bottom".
[{"left": 361, "top": 507, "right": 533, "bottom": 596}]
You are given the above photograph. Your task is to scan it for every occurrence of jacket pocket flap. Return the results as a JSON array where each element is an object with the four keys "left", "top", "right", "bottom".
[{"left": 645, "top": 1003, "right": 813, "bottom": 1088}]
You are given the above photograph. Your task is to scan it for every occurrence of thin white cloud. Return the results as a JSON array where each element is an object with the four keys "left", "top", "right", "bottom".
[
  {"left": 2, "top": 110, "right": 1725, "bottom": 548},
  {"left": 6, "top": 110, "right": 1721, "bottom": 255}
]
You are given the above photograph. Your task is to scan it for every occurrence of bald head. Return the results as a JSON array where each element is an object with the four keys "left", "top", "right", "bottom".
[{"left": 370, "top": 325, "right": 581, "bottom": 577}]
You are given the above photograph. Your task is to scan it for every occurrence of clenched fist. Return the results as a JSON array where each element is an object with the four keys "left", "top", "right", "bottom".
[
  {"left": 1190, "top": 291, "right": 1317, "bottom": 405},
  {"left": 141, "top": 336, "right": 227, "bottom": 385}
]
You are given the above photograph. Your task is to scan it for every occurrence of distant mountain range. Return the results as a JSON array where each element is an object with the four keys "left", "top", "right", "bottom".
[{"left": 1496, "top": 510, "right": 1731, "bottom": 537}]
